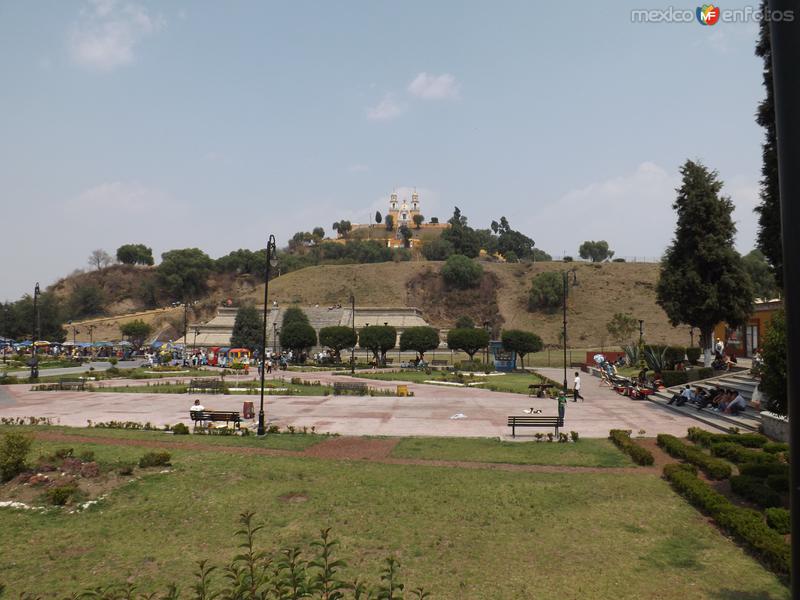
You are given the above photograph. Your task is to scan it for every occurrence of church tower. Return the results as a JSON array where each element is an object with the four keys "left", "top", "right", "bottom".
[{"left": 387, "top": 188, "right": 420, "bottom": 230}]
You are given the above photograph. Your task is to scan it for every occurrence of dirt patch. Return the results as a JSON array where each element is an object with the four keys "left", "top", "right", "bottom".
[
  {"left": 278, "top": 492, "right": 309, "bottom": 503},
  {"left": 302, "top": 437, "right": 399, "bottom": 460},
  {"left": 406, "top": 268, "right": 503, "bottom": 331},
  {"left": 634, "top": 437, "right": 674, "bottom": 470}
]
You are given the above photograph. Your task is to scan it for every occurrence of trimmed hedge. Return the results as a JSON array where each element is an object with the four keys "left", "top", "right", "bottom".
[
  {"left": 656, "top": 434, "right": 732, "bottom": 479},
  {"left": 608, "top": 430, "right": 655, "bottom": 466},
  {"left": 664, "top": 345, "right": 686, "bottom": 369},
  {"left": 686, "top": 347, "right": 702, "bottom": 364},
  {"left": 763, "top": 442, "right": 789, "bottom": 454},
  {"left": 663, "top": 464, "right": 790, "bottom": 574},
  {"left": 687, "top": 428, "right": 768, "bottom": 449},
  {"left": 730, "top": 475, "right": 783, "bottom": 508},
  {"left": 710, "top": 442, "right": 778, "bottom": 465},
  {"left": 765, "top": 508, "right": 790, "bottom": 535},
  {"left": 766, "top": 473, "right": 790, "bottom": 494},
  {"left": 739, "top": 462, "right": 789, "bottom": 480},
  {"left": 660, "top": 370, "right": 689, "bottom": 388}
]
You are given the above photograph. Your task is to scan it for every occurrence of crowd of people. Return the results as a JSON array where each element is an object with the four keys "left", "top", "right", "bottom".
[{"left": 667, "top": 385, "right": 748, "bottom": 414}]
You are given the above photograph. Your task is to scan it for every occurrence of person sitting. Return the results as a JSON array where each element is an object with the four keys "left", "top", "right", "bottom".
[
  {"left": 637, "top": 368, "right": 648, "bottom": 384},
  {"left": 190, "top": 399, "right": 204, "bottom": 413},
  {"left": 725, "top": 391, "right": 748, "bottom": 414}
]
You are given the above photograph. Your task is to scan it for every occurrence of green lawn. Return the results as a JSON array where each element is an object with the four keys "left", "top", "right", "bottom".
[
  {"left": 393, "top": 437, "right": 633, "bottom": 467},
  {"left": 352, "top": 370, "right": 551, "bottom": 395},
  {"left": 0, "top": 434, "right": 788, "bottom": 599}
]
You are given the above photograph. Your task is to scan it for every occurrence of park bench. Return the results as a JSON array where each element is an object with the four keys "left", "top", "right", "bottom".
[
  {"left": 430, "top": 360, "right": 450, "bottom": 370},
  {"left": 58, "top": 378, "right": 86, "bottom": 391},
  {"left": 384, "top": 358, "right": 394, "bottom": 365},
  {"left": 528, "top": 383, "right": 555, "bottom": 397},
  {"left": 189, "top": 410, "right": 241, "bottom": 429},
  {"left": 187, "top": 379, "right": 225, "bottom": 394},
  {"left": 333, "top": 381, "right": 368, "bottom": 396},
  {"left": 507, "top": 415, "right": 564, "bottom": 437}
]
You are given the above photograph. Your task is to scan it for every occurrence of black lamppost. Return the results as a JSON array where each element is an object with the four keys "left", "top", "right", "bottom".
[
  {"left": 258, "top": 235, "right": 278, "bottom": 436},
  {"left": 350, "top": 294, "right": 356, "bottom": 375},
  {"left": 483, "top": 320, "right": 491, "bottom": 366},
  {"left": 638, "top": 320, "right": 644, "bottom": 346},
  {"left": 562, "top": 270, "right": 578, "bottom": 392},
  {"left": 30, "top": 282, "right": 40, "bottom": 379},
  {"left": 87, "top": 324, "right": 96, "bottom": 360},
  {"left": 183, "top": 300, "right": 189, "bottom": 366},
  {"left": 689, "top": 327, "right": 695, "bottom": 348},
  {"left": 272, "top": 322, "right": 278, "bottom": 354}
]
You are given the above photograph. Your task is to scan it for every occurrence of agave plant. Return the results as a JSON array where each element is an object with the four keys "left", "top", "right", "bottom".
[
  {"left": 643, "top": 345, "right": 668, "bottom": 373},
  {"left": 622, "top": 344, "right": 641, "bottom": 366}
]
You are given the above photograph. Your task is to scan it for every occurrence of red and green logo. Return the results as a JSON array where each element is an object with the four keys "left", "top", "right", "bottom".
[{"left": 697, "top": 4, "right": 721, "bottom": 25}]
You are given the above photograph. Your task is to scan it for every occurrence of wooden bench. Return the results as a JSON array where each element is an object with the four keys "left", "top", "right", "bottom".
[
  {"left": 333, "top": 381, "right": 368, "bottom": 396},
  {"left": 58, "top": 378, "right": 86, "bottom": 391},
  {"left": 187, "top": 379, "right": 225, "bottom": 394},
  {"left": 528, "top": 383, "right": 555, "bottom": 397},
  {"left": 189, "top": 410, "right": 241, "bottom": 428},
  {"left": 507, "top": 415, "right": 564, "bottom": 437}
]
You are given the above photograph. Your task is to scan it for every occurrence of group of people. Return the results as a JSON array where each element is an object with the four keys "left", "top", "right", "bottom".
[{"left": 667, "top": 385, "right": 748, "bottom": 414}]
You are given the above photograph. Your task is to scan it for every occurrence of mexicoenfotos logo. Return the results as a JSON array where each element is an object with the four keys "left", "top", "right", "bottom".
[{"left": 696, "top": 4, "right": 721, "bottom": 25}]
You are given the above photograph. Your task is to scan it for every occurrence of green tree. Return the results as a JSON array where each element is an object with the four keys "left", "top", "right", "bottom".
[
  {"left": 116, "top": 244, "right": 154, "bottom": 266},
  {"left": 119, "top": 319, "right": 153, "bottom": 349},
  {"left": 385, "top": 214, "right": 394, "bottom": 231},
  {"left": 230, "top": 305, "right": 263, "bottom": 351},
  {"left": 399, "top": 326, "right": 440, "bottom": 361},
  {"left": 421, "top": 238, "right": 454, "bottom": 261},
  {"left": 375, "top": 211, "right": 382, "bottom": 225},
  {"left": 157, "top": 248, "right": 213, "bottom": 300},
  {"left": 430, "top": 217, "right": 439, "bottom": 224},
  {"left": 440, "top": 207, "right": 480, "bottom": 258},
  {"left": 656, "top": 160, "right": 754, "bottom": 365},
  {"left": 312, "top": 227, "right": 325, "bottom": 240},
  {"left": 532, "top": 248, "right": 552, "bottom": 262},
  {"left": 606, "top": 313, "right": 639, "bottom": 345},
  {"left": 441, "top": 255, "right": 483, "bottom": 289},
  {"left": 446, "top": 328, "right": 490, "bottom": 361},
  {"left": 412, "top": 214, "right": 424, "bottom": 229},
  {"left": 8, "top": 292, "right": 66, "bottom": 342},
  {"left": 760, "top": 310, "right": 786, "bottom": 416},
  {"left": 358, "top": 325, "right": 396, "bottom": 366},
  {"left": 68, "top": 284, "right": 106, "bottom": 319},
  {"left": 319, "top": 326, "right": 357, "bottom": 362},
  {"left": 528, "top": 271, "right": 563, "bottom": 312},
  {"left": 501, "top": 329, "right": 543, "bottom": 368},
  {"left": 454, "top": 316, "right": 474, "bottom": 329},
  {"left": 280, "top": 322, "right": 317, "bottom": 358},
  {"left": 742, "top": 249, "right": 779, "bottom": 300},
  {"left": 754, "top": 2, "right": 783, "bottom": 286},
  {"left": 398, "top": 225, "right": 412, "bottom": 248},
  {"left": 579, "top": 240, "right": 614, "bottom": 262},
  {"left": 282, "top": 307, "right": 311, "bottom": 328}
]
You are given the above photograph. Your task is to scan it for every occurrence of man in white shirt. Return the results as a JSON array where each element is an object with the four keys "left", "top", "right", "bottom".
[
  {"left": 190, "top": 399, "right": 204, "bottom": 412},
  {"left": 726, "top": 392, "right": 748, "bottom": 415},
  {"left": 573, "top": 372, "right": 584, "bottom": 402}
]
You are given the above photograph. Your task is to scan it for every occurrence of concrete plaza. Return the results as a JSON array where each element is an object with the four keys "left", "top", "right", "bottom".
[{"left": 0, "top": 367, "right": 711, "bottom": 438}]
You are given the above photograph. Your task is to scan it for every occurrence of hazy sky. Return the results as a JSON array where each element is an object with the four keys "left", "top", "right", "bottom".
[{"left": 0, "top": 1, "right": 768, "bottom": 301}]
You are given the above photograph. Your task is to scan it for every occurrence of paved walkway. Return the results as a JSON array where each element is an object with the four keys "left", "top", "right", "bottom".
[{"left": 0, "top": 368, "right": 711, "bottom": 438}]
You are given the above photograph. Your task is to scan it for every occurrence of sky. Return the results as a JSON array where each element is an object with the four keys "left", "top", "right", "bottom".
[{"left": 0, "top": 0, "right": 769, "bottom": 301}]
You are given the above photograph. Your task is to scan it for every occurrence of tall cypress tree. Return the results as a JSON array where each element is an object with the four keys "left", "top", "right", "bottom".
[
  {"left": 230, "top": 305, "right": 263, "bottom": 351},
  {"left": 656, "top": 160, "right": 754, "bottom": 365},
  {"left": 754, "top": 0, "right": 783, "bottom": 287}
]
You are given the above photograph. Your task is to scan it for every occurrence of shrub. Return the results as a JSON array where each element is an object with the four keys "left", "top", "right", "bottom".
[
  {"left": 0, "top": 432, "right": 33, "bottom": 482},
  {"left": 739, "top": 462, "right": 789, "bottom": 480},
  {"left": 528, "top": 271, "right": 563, "bottom": 312},
  {"left": 570, "top": 431, "right": 579, "bottom": 443},
  {"left": 138, "top": 451, "right": 172, "bottom": 468},
  {"left": 697, "top": 367, "right": 713, "bottom": 380},
  {"left": 730, "top": 475, "right": 782, "bottom": 508},
  {"left": 763, "top": 442, "right": 789, "bottom": 454},
  {"left": 44, "top": 484, "right": 78, "bottom": 506},
  {"left": 656, "top": 434, "right": 731, "bottom": 479},
  {"left": 117, "top": 463, "right": 135, "bottom": 476},
  {"left": 765, "top": 508, "right": 790, "bottom": 535},
  {"left": 78, "top": 450, "right": 95, "bottom": 462},
  {"left": 686, "top": 347, "right": 702, "bottom": 364},
  {"left": 686, "top": 428, "right": 767, "bottom": 448},
  {"left": 660, "top": 370, "right": 689, "bottom": 388},
  {"left": 608, "top": 429, "right": 654, "bottom": 466},
  {"left": 710, "top": 442, "right": 777, "bottom": 465},
  {"left": 662, "top": 464, "right": 790, "bottom": 574},
  {"left": 766, "top": 473, "right": 790, "bottom": 494},
  {"left": 108, "top": 357, "right": 118, "bottom": 366},
  {"left": 171, "top": 423, "right": 190, "bottom": 435},
  {"left": 664, "top": 346, "right": 686, "bottom": 369},
  {"left": 441, "top": 254, "right": 483, "bottom": 289}
]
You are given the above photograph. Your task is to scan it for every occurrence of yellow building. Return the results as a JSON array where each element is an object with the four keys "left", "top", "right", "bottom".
[
  {"left": 388, "top": 190, "right": 421, "bottom": 229},
  {"left": 713, "top": 298, "right": 782, "bottom": 358}
]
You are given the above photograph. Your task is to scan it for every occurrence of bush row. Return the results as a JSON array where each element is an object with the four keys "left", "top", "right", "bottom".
[
  {"left": 765, "top": 508, "right": 791, "bottom": 535},
  {"left": 660, "top": 368, "right": 715, "bottom": 388},
  {"left": 730, "top": 475, "right": 783, "bottom": 509},
  {"left": 663, "top": 464, "right": 790, "bottom": 574},
  {"left": 710, "top": 442, "right": 778, "bottom": 465},
  {"left": 687, "top": 427, "right": 768, "bottom": 449},
  {"left": 608, "top": 430, "right": 654, "bottom": 466},
  {"left": 656, "top": 434, "right": 731, "bottom": 479},
  {"left": 763, "top": 442, "right": 789, "bottom": 454}
]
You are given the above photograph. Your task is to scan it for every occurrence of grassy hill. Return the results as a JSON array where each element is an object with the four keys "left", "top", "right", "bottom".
[{"left": 57, "top": 260, "right": 689, "bottom": 347}]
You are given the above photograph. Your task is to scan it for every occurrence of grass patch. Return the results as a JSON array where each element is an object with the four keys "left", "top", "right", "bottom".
[
  {"left": 352, "top": 370, "right": 548, "bottom": 394},
  {"left": 392, "top": 437, "right": 634, "bottom": 467},
  {"left": 0, "top": 437, "right": 787, "bottom": 599}
]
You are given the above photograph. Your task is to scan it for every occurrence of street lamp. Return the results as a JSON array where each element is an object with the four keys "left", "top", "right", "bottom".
[
  {"left": 483, "top": 320, "right": 491, "bottom": 367},
  {"left": 689, "top": 327, "right": 695, "bottom": 348},
  {"left": 638, "top": 320, "right": 644, "bottom": 346},
  {"left": 272, "top": 322, "right": 278, "bottom": 354},
  {"left": 30, "top": 282, "right": 40, "bottom": 380},
  {"left": 562, "top": 270, "right": 578, "bottom": 392},
  {"left": 258, "top": 235, "right": 278, "bottom": 436},
  {"left": 350, "top": 294, "right": 356, "bottom": 375},
  {"left": 183, "top": 300, "right": 190, "bottom": 366},
  {"left": 87, "top": 324, "right": 96, "bottom": 360}
]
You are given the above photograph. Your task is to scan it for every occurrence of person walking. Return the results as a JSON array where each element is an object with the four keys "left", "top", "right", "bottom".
[
  {"left": 557, "top": 390, "right": 567, "bottom": 423},
  {"left": 573, "top": 371, "right": 584, "bottom": 402}
]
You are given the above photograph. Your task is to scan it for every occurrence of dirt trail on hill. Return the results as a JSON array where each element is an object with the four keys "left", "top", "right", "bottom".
[{"left": 32, "top": 432, "right": 662, "bottom": 475}]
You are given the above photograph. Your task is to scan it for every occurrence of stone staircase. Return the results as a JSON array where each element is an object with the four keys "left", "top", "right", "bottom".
[{"left": 646, "top": 372, "right": 762, "bottom": 433}]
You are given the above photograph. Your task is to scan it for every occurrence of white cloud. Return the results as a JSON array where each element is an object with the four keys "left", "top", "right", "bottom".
[
  {"left": 407, "top": 72, "right": 460, "bottom": 100},
  {"left": 347, "top": 164, "right": 369, "bottom": 173},
  {"left": 67, "top": 181, "right": 180, "bottom": 214},
  {"left": 525, "top": 163, "right": 678, "bottom": 259},
  {"left": 367, "top": 94, "right": 405, "bottom": 121},
  {"left": 69, "top": 0, "right": 164, "bottom": 71}
]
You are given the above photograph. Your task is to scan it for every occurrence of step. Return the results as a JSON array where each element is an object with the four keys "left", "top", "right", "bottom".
[{"left": 648, "top": 391, "right": 760, "bottom": 433}]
